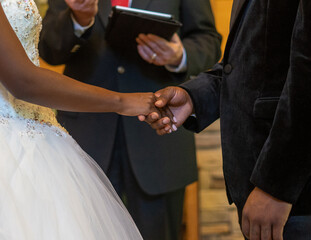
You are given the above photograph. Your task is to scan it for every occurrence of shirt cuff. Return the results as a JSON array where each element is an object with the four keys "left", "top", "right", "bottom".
[
  {"left": 165, "top": 48, "right": 187, "bottom": 73},
  {"left": 71, "top": 14, "right": 95, "bottom": 38}
]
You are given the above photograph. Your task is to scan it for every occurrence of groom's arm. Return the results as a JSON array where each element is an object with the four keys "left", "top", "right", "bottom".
[{"left": 180, "top": 62, "right": 223, "bottom": 133}]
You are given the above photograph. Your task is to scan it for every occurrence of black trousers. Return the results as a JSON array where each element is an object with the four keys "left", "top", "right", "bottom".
[{"left": 107, "top": 120, "right": 185, "bottom": 240}]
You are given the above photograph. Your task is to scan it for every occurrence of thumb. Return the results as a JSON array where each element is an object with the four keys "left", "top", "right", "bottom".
[
  {"left": 138, "top": 115, "right": 146, "bottom": 121},
  {"left": 154, "top": 87, "right": 175, "bottom": 108},
  {"left": 170, "top": 33, "right": 180, "bottom": 43}
]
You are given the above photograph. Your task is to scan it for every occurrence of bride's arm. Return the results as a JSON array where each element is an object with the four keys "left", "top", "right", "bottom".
[{"left": 0, "top": 6, "right": 157, "bottom": 117}]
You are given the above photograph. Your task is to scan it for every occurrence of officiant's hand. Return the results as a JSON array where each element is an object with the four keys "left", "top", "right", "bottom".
[
  {"left": 136, "top": 33, "right": 184, "bottom": 67},
  {"left": 65, "top": 0, "right": 98, "bottom": 26},
  {"left": 139, "top": 87, "right": 193, "bottom": 135}
]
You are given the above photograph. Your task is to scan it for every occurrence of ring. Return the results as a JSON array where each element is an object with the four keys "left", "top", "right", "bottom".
[{"left": 151, "top": 53, "right": 157, "bottom": 61}]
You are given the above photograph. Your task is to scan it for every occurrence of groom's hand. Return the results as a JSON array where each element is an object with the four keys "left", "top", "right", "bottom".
[
  {"left": 65, "top": 0, "right": 98, "bottom": 26},
  {"left": 140, "top": 87, "right": 194, "bottom": 135},
  {"left": 241, "top": 187, "right": 292, "bottom": 240}
]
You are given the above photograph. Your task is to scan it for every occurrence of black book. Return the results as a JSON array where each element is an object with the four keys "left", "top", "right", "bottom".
[{"left": 105, "top": 6, "right": 182, "bottom": 47}]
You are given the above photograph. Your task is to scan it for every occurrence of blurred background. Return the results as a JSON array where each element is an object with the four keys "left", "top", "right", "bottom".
[{"left": 35, "top": 0, "right": 244, "bottom": 239}]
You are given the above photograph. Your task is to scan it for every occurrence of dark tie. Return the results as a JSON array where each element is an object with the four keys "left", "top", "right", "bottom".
[{"left": 111, "top": 0, "right": 130, "bottom": 7}]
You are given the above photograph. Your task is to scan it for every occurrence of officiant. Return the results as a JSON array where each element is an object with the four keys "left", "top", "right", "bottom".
[{"left": 39, "top": 0, "right": 221, "bottom": 239}]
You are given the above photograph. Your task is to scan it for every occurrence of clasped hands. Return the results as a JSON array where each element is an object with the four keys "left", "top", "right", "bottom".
[{"left": 138, "top": 86, "right": 193, "bottom": 135}]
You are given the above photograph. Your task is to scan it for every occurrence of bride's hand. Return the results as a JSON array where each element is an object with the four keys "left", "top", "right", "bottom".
[{"left": 117, "top": 92, "right": 161, "bottom": 117}]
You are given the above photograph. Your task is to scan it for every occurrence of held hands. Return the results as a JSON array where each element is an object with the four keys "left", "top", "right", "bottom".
[
  {"left": 65, "top": 0, "right": 98, "bottom": 26},
  {"left": 117, "top": 92, "right": 174, "bottom": 124},
  {"left": 117, "top": 87, "right": 193, "bottom": 135},
  {"left": 140, "top": 87, "right": 194, "bottom": 135},
  {"left": 118, "top": 92, "right": 160, "bottom": 117},
  {"left": 136, "top": 33, "right": 184, "bottom": 66},
  {"left": 242, "top": 187, "right": 292, "bottom": 240}
]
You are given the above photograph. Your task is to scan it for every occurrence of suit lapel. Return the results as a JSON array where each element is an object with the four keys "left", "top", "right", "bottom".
[
  {"left": 223, "top": 0, "right": 248, "bottom": 61},
  {"left": 230, "top": 0, "right": 247, "bottom": 29},
  {"left": 98, "top": 0, "right": 112, "bottom": 27}
]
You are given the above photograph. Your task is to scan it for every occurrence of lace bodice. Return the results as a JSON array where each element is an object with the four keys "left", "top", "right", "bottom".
[{"left": 0, "top": 0, "right": 61, "bottom": 129}]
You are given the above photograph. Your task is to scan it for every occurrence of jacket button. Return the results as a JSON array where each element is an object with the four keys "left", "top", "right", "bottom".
[
  {"left": 224, "top": 64, "right": 233, "bottom": 74},
  {"left": 117, "top": 66, "right": 125, "bottom": 74}
]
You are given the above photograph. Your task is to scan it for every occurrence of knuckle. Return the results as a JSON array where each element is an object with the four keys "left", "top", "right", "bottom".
[{"left": 242, "top": 211, "right": 249, "bottom": 219}]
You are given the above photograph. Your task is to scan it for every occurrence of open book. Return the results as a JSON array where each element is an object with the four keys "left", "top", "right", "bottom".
[{"left": 105, "top": 6, "right": 182, "bottom": 47}]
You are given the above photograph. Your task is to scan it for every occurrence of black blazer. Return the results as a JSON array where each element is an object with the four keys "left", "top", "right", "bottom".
[
  {"left": 181, "top": 0, "right": 311, "bottom": 215},
  {"left": 39, "top": 0, "right": 221, "bottom": 195}
]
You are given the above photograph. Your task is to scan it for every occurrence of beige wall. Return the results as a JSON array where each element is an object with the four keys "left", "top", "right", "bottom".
[{"left": 210, "top": 0, "right": 233, "bottom": 56}]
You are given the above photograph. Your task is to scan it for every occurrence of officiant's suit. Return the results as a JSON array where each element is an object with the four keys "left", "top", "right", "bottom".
[
  {"left": 181, "top": 0, "right": 311, "bottom": 233},
  {"left": 39, "top": 0, "right": 221, "bottom": 239}
]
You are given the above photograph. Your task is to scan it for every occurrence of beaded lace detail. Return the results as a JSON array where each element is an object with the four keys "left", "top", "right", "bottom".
[{"left": 0, "top": 0, "right": 65, "bottom": 134}]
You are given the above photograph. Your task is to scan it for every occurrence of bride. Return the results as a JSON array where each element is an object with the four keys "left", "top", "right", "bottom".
[{"left": 0, "top": 0, "right": 167, "bottom": 239}]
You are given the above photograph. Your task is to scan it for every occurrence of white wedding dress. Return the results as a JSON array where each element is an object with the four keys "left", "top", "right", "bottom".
[{"left": 0, "top": 0, "right": 143, "bottom": 239}]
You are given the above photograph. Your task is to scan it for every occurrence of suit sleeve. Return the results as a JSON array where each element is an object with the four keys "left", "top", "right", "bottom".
[
  {"left": 180, "top": 0, "right": 222, "bottom": 77},
  {"left": 39, "top": 0, "right": 91, "bottom": 65},
  {"left": 179, "top": 63, "right": 223, "bottom": 133},
  {"left": 250, "top": 1, "right": 311, "bottom": 204}
]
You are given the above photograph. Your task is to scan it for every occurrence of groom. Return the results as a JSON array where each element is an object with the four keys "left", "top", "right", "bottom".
[{"left": 146, "top": 0, "right": 311, "bottom": 239}]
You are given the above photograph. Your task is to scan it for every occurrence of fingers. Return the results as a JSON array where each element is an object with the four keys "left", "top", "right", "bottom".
[
  {"left": 138, "top": 115, "right": 146, "bottom": 121},
  {"left": 137, "top": 43, "right": 157, "bottom": 64},
  {"left": 261, "top": 224, "right": 272, "bottom": 240},
  {"left": 144, "top": 113, "right": 177, "bottom": 135},
  {"left": 151, "top": 118, "right": 172, "bottom": 135},
  {"left": 140, "top": 87, "right": 180, "bottom": 135},
  {"left": 138, "top": 34, "right": 167, "bottom": 53},
  {"left": 244, "top": 222, "right": 283, "bottom": 240},
  {"left": 157, "top": 128, "right": 171, "bottom": 136},
  {"left": 272, "top": 224, "right": 284, "bottom": 240},
  {"left": 136, "top": 34, "right": 174, "bottom": 66},
  {"left": 150, "top": 117, "right": 176, "bottom": 132},
  {"left": 161, "top": 106, "right": 177, "bottom": 125},
  {"left": 242, "top": 212, "right": 282, "bottom": 240},
  {"left": 170, "top": 33, "right": 181, "bottom": 43},
  {"left": 147, "top": 112, "right": 161, "bottom": 121},
  {"left": 154, "top": 87, "right": 175, "bottom": 108},
  {"left": 242, "top": 215, "right": 250, "bottom": 239},
  {"left": 250, "top": 223, "right": 260, "bottom": 240}
]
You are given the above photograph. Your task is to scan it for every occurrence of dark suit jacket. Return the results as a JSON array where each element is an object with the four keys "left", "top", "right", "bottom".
[
  {"left": 181, "top": 0, "right": 311, "bottom": 215},
  {"left": 39, "top": 0, "right": 221, "bottom": 195}
]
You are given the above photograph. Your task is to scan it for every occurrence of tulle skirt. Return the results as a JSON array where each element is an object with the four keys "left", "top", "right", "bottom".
[{"left": 0, "top": 117, "right": 142, "bottom": 240}]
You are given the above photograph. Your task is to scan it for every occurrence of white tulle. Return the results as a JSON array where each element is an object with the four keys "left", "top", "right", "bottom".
[
  {"left": 0, "top": 0, "right": 143, "bottom": 239},
  {"left": 0, "top": 118, "right": 143, "bottom": 240}
]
